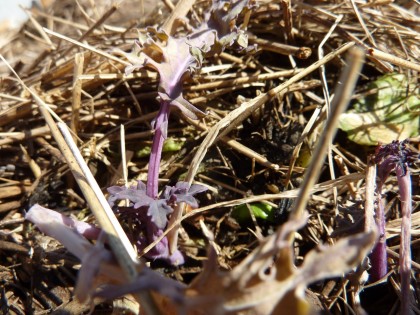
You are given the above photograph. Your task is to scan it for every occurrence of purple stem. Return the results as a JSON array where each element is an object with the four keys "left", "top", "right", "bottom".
[
  {"left": 146, "top": 99, "right": 170, "bottom": 199},
  {"left": 396, "top": 166, "right": 413, "bottom": 315},
  {"left": 370, "top": 180, "right": 388, "bottom": 282}
]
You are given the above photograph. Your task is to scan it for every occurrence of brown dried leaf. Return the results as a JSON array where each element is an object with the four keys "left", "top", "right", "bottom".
[{"left": 182, "top": 213, "right": 377, "bottom": 315}]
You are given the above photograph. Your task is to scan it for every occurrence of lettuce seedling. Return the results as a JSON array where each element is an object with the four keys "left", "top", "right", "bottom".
[
  {"left": 109, "top": 0, "right": 252, "bottom": 263},
  {"left": 370, "top": 140, "right": 418, "bottom": 314}
]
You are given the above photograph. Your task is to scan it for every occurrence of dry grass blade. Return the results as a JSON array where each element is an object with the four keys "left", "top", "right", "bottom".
[
  {"left": 43, "top": 27, "right": 130, "bottom": 66},
  {"left": 58, "top": 123, "right": 138, "bottom": 262},
  {"left": 364, "top": 159, "right": 377, "bottom": 233},
  {"left": 70, "top": 52, "right": 84, "bottom": 133},
  {"left": 289, "top": 46, "right": 365, "bottom": 222},
  {"left": 162, "top": 0, "right": 196, "bottom": 34}
]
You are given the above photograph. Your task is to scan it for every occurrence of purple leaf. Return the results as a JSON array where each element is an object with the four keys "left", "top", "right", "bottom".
[
  {"left": 148, "top": 199, "right": 173, "bottom": 229},
  {"left": 164, "top": 181, "right": 207, "bottom": 208},
  {"left": 25, "top": 205, "right": 185, "bottom": 302},
  {"left": 107, "top": 181, "right": 153, "bottom": 209},
  {"left": 26, "top": 204, "right": 101, "bottom": 244},
  {"left": 119, "top": 0, "right": 251, "bottom": 120}
]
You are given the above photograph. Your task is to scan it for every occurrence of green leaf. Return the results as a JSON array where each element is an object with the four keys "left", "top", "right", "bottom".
[
  {"left": 338, "top": 73, "right": 419, "bottom": 145},
  {"left": 136, "top": 138, "right": 185, "bottom": 158},
  {"left": 163, "top": 137, "right": 184, "bottom": 152},
  {"left": 232, "top": 203, "right": 274, "bottom": 222}
]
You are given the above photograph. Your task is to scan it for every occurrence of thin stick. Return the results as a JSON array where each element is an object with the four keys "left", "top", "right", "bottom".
[
  {"left": 285, "top": 106, "right": 321, "bottom": 187},
  {"left": 120, "top": 124, "right": 128, "bottom": 187},
  {"left": 397, "top": 166, "right": 414, "bottom": 315},
  {"left": 367, "top": 47, "right": 420, "bottom": 72},
  {"left": 221, "top": 136, "right": 280, "bottom": 171},
  {"left": 162, "top": 0, "right": 175, "bottom": 11},
  {"left": 78, "top": 71, "right": 157, "bottom": 80},
  {"left": 187, "top": 69, "right": 299, "bottom": 91},
  {"left": 289, "top": 46, "right": 365, "bottom": 222},
  {"left": 348, "top": 0, "right": 377, "bottom": 47},
  {"left": 281, "top": 0, "right": 294, "bottom": 42},
  {"left": 59, "top": 4, "right": 119, "bottom": 58},
  {"left": 23, "top": 7, "right": 56, "bottom": 49},
  {"left": 20, "top": 144, "right": 42, "bottom": 179},
  {"left": 78, "top": 4, "right": 118, "bottom": 42},
  {"left": 43, "top": 28, "right": 130, "bottom": 66},
  {"left": 318, "top": 14, "right": 343, "bottom": 213},
  {"left": 248, "top": 35, "right": 310, "bottom": 59}
]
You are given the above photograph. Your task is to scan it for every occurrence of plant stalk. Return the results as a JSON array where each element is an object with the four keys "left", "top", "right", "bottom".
[
  {"left": 370, "top": 181, "right": 388, "bottom": 282},
  {"left": 146, "top": 100, "right": 170, "bottom": 199}
]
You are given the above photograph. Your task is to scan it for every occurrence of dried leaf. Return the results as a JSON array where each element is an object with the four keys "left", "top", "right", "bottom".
[{"left": 183, "top": 213, "right": 376, "bottom": 315}]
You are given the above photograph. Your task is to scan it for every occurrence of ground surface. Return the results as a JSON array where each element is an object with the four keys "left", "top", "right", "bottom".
[{"left": 0, "top": 0, "right": 419, "bottom": 314}]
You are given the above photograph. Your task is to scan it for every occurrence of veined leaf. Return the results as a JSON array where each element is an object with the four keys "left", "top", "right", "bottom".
[{"left": 339, "top": 73, "right": 419, "bottom": 145}]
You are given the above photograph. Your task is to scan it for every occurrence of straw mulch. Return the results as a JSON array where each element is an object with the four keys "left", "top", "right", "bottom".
[{"left": 0, "top": 0, "right": 419, "bottom": 314}]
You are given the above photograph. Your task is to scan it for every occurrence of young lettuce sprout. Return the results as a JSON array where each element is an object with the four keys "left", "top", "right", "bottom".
[{"left": 370, "top": 139, "right": 418, "bottom": 314}]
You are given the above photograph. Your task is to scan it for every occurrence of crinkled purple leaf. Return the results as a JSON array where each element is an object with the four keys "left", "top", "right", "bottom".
[
  {"left": 374, "top": 140, "right": 418, "bottom": 180},
  {"left": 107, "top": 181, "right": 153, "bottom": 209},
  {"left": 119, "top": 0, "right": 251, "bottom": 120},
  {"left": 164, "top": 181, "right": 207, "bottom": 208},
  {"left": 147, "top": 199, "right": 173, "bottom": 229},
  {"left": 25, "top": 205, "right": 129, "bottom": 297},
  {"left": 174, "top": 181, "right": 190, "bottom": 190},
  {"left": 25, "top": 205, "right": 185, "bottom": 302}
]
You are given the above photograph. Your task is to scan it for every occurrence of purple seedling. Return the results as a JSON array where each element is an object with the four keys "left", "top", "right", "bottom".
[
  {"left": 107, "top": 0, "right": 252, "bottom": 263},
  {"left": 370, "top": 139, "right": 418, "bottom": 314}
]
